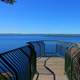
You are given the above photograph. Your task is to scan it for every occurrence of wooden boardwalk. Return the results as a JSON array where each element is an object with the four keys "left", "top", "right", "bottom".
[{"left": 33, "top": 57, "right": 68, "bottom": 80}]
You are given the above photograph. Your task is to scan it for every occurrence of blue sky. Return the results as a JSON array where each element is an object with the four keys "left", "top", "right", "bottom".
[{"left": 0, "top": 0, "right": 80, "bottom": 34}]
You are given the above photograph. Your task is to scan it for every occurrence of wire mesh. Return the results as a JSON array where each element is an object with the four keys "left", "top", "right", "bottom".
[
  {"left": 43, "top": 40, "right": 68, "bottom": 57},
  {"left": 65, "top": 43, "right": 80, "bottom": 80},
  {"left": 27, "top": 41, "right": 45, "bottom": 57},
  {"left": 0, "top": 45, "right": 37, "bottom": 80}
]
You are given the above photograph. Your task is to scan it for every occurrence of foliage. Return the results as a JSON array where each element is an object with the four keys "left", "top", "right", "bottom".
[{"left": 1, "top": 0, "right": 15, "bottom": 4}]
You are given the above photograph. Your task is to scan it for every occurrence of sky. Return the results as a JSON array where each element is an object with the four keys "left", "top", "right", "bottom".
[{"left": 0, "top": 0, "right": 80, "bottom": 34}]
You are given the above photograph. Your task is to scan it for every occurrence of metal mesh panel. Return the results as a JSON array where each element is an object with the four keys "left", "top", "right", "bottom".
[
  {"left": 0, "top": 45, "right": 37, "bottom": 80},
  {"left": 27, "top": 41, "right": 45, "bottom": 57},
  {"left": 44, "top": 41, "right": 57, "bottom": 57},
  {"left": 0, "top": 58, "right": 16, "bottom": 80},
  {"left": 28, "top": 42, "right": 41, "bottom": 57},
  {"left": 71, "top": 50, "right": 80, "bottom": 80},
  {"left": 37, "top": 41, "right": 45, "bottom": 57},
  {"left": 56, "top": 43, "right": 63, "bottom": 56},
  {"left": 43, "top": 40, "right": 68, "bottom": 57},
  {"left": 56, "top": 42, "right": 68, "bottom": 57},
  {"left": 65, "top": 43, "right": 80, "bottom": 80},
  {"left": 20, "top": 45, "right": 37, "bottom": 79},
  {"left": 0, "top": 48, "right": 30, "bottom": 80}
]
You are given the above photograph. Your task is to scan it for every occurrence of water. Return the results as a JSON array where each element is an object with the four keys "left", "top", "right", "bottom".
[{"left": 0, "top": 34, "right": 80, "bottom": 53}]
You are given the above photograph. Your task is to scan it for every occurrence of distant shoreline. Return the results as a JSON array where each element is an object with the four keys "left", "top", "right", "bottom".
[{"left": 0, "top": 34, "right": 80, "bottom": 37}]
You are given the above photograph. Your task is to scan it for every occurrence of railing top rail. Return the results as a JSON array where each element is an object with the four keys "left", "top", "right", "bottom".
[{"left": 0, "top": 44, "right": 29, "bottom": 55}]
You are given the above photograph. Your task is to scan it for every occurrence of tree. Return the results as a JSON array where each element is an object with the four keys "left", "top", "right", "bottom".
[{"left": 1, "top": 0, "right": 15, "bottom": 4}]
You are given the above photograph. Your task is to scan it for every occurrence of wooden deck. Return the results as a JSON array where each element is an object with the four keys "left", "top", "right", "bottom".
[{"left": 33, "top": 57, "right": 68, "bottom": 80}]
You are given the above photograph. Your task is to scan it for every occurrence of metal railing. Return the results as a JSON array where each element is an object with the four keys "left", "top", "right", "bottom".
[
  {"left": 0, "top": 44, "right": 37, "bottom": 80},
  {"left": 0, "top": 40, "right": 78, "bottom": 80},
  {"left": 27, "top": 41, "right": 45, "bottom": 57},
  {"left": 65, "top": 43, "right": 80, "bottom": 80},
  {"left": 28, "top": 40, "right": 69, "bottom": 57}
]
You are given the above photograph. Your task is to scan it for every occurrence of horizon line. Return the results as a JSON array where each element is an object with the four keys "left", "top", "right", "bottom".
[{"left": 0, "top": 33, "right": 80, "bottom": 36}]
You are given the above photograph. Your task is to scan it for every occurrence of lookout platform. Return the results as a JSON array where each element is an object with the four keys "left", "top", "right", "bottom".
[{"left": 33, "top": 57, "right": 68, "bottom": 80}]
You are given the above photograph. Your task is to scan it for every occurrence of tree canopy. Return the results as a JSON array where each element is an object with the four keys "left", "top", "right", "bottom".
[{"left": 1, "top": 0, "right": 15, "bottom": 4}]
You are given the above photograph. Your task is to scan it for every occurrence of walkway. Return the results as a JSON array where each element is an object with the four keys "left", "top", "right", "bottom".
[{"left": 33, "top": 57, "right": 68, "bottom": 80}]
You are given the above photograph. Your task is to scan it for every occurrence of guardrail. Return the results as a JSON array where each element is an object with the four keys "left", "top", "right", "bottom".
[
  {"left": 0, "top": 40, "right": 78, "bottom": 80},
  {"left": 27, "top": 41, "right": 45, "bottom": 57},
  {"left": 0, "top": 44, "right": 37, "bottom": 80},
  {"left": 65, "top": 43, "right": 80, "bottom": 80},
  {"left": 28, "top": 40, "right": 69, "bottom": 57}
]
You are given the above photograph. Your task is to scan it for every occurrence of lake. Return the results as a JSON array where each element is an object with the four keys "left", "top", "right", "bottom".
[{"left": 0, "top": 34, "right": 80, "bottom": 53}]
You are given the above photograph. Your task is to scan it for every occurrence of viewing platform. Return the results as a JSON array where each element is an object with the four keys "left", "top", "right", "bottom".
[
  {"left": 33, "top": 57, "right": 68, "bottom": 80},
  {"left": 0, "top": 40, "right": 80, "bottom": 80}
]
